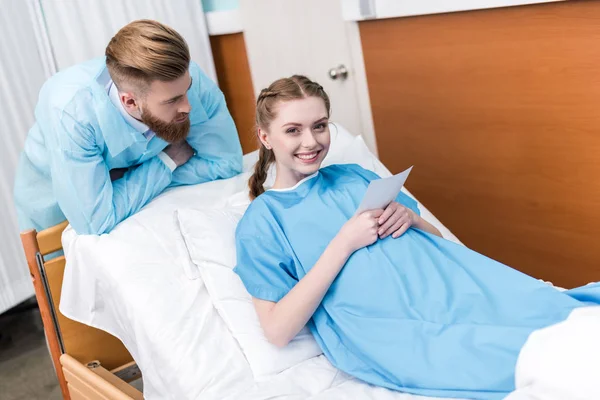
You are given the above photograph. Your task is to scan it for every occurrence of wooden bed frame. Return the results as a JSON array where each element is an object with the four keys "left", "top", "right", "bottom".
[{"left": 20, "top": 221, "right": 143, "bottom": 400}]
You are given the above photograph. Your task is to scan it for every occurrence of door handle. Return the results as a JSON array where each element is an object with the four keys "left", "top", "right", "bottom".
[{"left": 328, "top": 64, "right": 348, "bottom": 81}]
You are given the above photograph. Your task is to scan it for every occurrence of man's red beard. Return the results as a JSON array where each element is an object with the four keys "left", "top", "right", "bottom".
[{"left": 141, "top": 109, "right": 190, "bottom": 143}]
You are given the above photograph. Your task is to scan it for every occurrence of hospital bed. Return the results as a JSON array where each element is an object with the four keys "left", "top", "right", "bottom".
[
  {"left": 20, "top": 125, "right": 593, "bottom": 400},
  {"left": 20, "top": 221, "right": 142, "bottom": 399}
]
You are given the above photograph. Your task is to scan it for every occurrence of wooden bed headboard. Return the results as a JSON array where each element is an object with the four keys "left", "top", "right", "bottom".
[{"left": 360, "top": 0, "right": 600, "bottom": 288}]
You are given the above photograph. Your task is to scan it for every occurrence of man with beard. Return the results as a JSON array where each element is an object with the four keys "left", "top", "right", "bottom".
[{"left": 14, "top": 20, "right": 242, "bottom": 235}]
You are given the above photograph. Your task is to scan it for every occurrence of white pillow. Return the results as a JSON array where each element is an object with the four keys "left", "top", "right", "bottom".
[{"left": 175, "top": 206, "right": 323, "bottom": 379}]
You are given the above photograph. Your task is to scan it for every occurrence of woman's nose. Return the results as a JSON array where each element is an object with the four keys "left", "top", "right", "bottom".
[{"left": 301, "top": 130, "right": 318, "bottom": 147}]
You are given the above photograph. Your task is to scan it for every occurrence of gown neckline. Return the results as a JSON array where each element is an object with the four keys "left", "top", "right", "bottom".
[{"left": 267, "top": 171, "right": 320, "bottom": 193}]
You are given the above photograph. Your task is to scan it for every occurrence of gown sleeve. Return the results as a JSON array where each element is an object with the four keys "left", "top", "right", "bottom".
[
  {"left": 49, "top": 110, "right": 173, "bottom": 235},
  {"left": 234, "top": 205, "right": 298, "bottom": 303}
]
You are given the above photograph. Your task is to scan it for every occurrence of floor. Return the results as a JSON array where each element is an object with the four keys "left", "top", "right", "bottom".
[{"left": 0, "top": 298, "right": 62, "bottom": 400}]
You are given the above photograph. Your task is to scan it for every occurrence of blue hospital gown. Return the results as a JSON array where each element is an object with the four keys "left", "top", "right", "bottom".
[
  {"left": 234, "top": 163, "right": 598, "bottom": 400},
  {"left": 14, "top": 57, "right": 242, "bottom": 234}
]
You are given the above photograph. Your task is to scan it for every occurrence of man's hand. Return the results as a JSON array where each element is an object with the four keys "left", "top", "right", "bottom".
[{"left": 163, "top": 141, "right": 194, "bottom": 167}]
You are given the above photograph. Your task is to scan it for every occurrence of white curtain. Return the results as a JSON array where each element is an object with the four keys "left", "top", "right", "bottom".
[
  {"left": 40, "top": 0, "right": 216, "bottom": 80},
  {"left": 0, "top": 0, "right": 214, "bottom": 314},
  {"left": 0, "top": 0, "right": 52, "bottom": 314}
]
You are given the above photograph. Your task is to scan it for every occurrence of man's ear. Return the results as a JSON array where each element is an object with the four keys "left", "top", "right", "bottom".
[
  {"left": 120, "top": 92, "right": 141, "bottom": 114},
  {"left": 257, "top": 127, "right": 271, "bottom": 149}
]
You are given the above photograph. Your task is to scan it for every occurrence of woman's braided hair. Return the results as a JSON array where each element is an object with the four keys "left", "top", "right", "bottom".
[{"left": 249, "top": 75, "right": 330, "bottom": 200}]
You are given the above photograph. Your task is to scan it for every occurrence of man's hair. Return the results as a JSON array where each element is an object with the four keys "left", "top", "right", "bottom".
[{"left": 105, "top": 19, "right": 190, "bottom": 93}]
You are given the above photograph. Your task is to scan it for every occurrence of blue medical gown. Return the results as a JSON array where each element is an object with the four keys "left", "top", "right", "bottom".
[
  {"left": 14, "top": 57, "right": 242, "bottom": 234},
  {"left": 235, "top": 164, "right": 596, "bottom": 400}
]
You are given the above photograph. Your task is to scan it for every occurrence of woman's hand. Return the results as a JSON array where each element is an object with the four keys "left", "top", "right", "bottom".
[
  {"left": 377, "top": 202, "right": 417, "bottom": 239},
  {"left": 336, "top": 209, "right": 384, "bottom": 255}
]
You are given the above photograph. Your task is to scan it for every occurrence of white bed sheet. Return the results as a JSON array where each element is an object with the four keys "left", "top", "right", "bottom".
[
  {"left": 59, "top": 133, "right": 463, "bottom": 399},
  {"left": 59, "top": 134, "right": 599, "bottom": 400}
]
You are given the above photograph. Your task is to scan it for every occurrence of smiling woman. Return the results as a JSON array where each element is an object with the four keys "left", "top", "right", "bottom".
[
  {"left": 233, "top": 74, "right": 600, "bottom": 400},
  {"left": 258, "top": 99, "right": 329, "bottom": 187},
  {"left": 248, "top": 76, "right": 331, "bottom": 199}
]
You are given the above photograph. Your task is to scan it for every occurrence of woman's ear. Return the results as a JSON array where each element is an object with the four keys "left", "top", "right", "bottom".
[{"left": 257, "top": 127, "right": 272, "bottom": 150}]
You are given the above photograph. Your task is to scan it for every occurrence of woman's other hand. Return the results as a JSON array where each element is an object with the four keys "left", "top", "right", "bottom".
[{"left": 377, "top": 202, "right": 417, "bottom": 239}]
